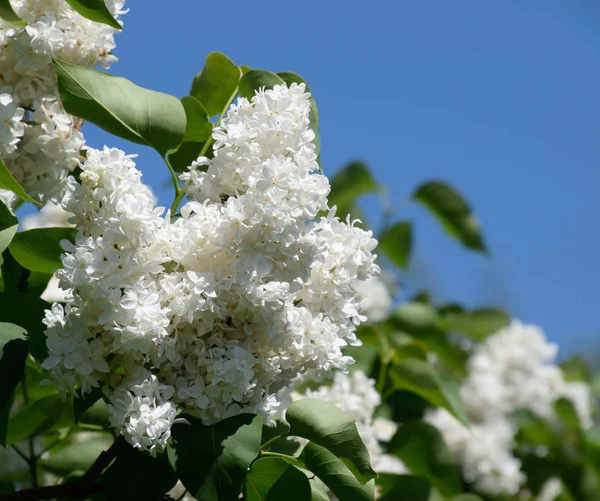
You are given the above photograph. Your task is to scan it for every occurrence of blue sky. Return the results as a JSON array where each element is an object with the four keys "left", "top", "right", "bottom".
[{"left": 83, "top": 0, "right": 600, "bottom": 355}]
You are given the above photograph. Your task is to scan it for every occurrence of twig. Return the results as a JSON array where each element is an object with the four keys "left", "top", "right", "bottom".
[{"left": 0, "top": 437, "right": 127, "bottom": 501}]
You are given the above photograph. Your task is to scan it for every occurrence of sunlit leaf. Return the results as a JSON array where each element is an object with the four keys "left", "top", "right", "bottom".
[
  {"left": 64, "top": 0, "right": 121, "bottom": 29},
  {"left": 413, "top": 180, "right": 486, "bottom": 252},
  {"left": 54, "top": 59, "right": 186, "bottom": 157}
]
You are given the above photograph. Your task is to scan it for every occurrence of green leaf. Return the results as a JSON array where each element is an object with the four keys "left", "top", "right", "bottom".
[
  {"left": 378, "top": 222, "right": 412, "bottom": 270},
  {"left": 0, "top": 293, "right": 49, "bottom": 361},
  {"left": 245, "top": 457, "right": 312, "bottom": 501},
  {"left": 54, "top": 59, "right": 186, "bottom": 157},
  {"left": 41, "top": 434, "right": 114, "bottom": 475},
  {"left": 5, "top": 394, "right": 66, "bottom": 446},
  {"left": 167, "top": 96, "right": 213, "bottom": 173},
  {"left": 328, "top": 162, "right": 379, "bottom": 219},
  {"left": 0, "top": 249, "right": 21, "bottom": 293},
  {"left": 277, "top": 72, "right": 320, "bottom": 158},
  {"left": 9, "top": 227, "right": 75, "bottom": 274},
  {"left": 376, "top": 474, "right": 430, "bottom": 501},
  {"left": 302, "top": 442, "right": 375, "bottom": 501},
  {"left": 0, "top": 323, "right": 28, "bottom": 412},
  {"left": 448, "top": 496, "right": 484, "bottom": 501},
  {"left": 261, "top": 419, "right": 291, "bottom": 448},
  {"left": 561, "top": 355, "right": 592, "bottom": 383},
  {"left": 0, "top": 397, "right": 11, "bottom": 447},
  {"left": 388, "top": 421, "right": 461, "bottom": 497},
  {"left": 239, "top": 70, "right": 285, "bottom": 100},
  {"left": 441, "top": 308, "right": 510, "bottom": 340},
  {"left": 168, "top": 141, "right": 209, "bottom": 174},
  {"left": 63, "top": 0, "right": 121, "bottom": 29},
  {"left": 0, "top": 202, "right": 17, "bottom": 256},
  {"left": 286, "top": 398, "right": 376, "bottom": 483},
  {"left": 392, "top": 302, "right": 440, "bottom": 336},
  {"left": 413, "top": 180, "right": 486, "bottom": 252},
  {"left": 181, "top": 96, "right": 212, "bottom": 143},
  {"left": 0, "top": 1, "right": 24, "bottom": 26},
  {"left": 190, "top": 52, "right": 241, "bottom": 117},
  {"left": 102, "top": 443, "right": 178, "bottom": 501},
  {"left": 0, "top": 158, "right": 39, "bottom": 204},
  {"left": 168, "top": 413, "right": 262, "bottom": 501},
  {"left": 390, "top": 358, "right": 468, "bottom": 426},
  {"left": 73, "top": 387, "right": 103, "bottom": 423},
  {"left": 555, "top": 397, "right": 581, "bottom": 432}
]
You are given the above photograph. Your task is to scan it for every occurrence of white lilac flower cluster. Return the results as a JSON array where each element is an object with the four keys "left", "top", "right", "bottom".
[
  {"left": 427, "top": 321, "right": 593, "bottom": 496},
  {"left": 302, "top": 371, "right": 406, "bottom": 476},
  {"left": 42, "top": 83, "right": 380, "bottom": 456},
  {"left": 0, "top": 0, "right": 126, "bottom": 207}
]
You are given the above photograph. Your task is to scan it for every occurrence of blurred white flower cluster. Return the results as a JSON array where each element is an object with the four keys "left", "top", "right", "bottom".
[
  {"left": 0, "top": 0, "right": 126, "bottom": 206},
  {"left": 42, "top": 83, "right": 380, "bottom": 455},
  {"left": 302, "top": 370, "right": 406, "bottom": 476},
  {"left": 427, "top": 321, "right": 593, "bottom": 496},
  {"left": 354, "top": 274, "right": 395, "bottom": 323}
]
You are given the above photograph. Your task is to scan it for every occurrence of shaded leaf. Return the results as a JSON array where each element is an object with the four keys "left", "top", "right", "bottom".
[
  {"left": 190, "top": 52, "right": 241, "bottom": 117},
  {"left": 388, "top": 421, "right": 461, "bottom": 497},
  {"left": 168, "top": 413, "right": 262, "bottom": 501},
  {"left": 103, "top": 442, "right": 177, "bottom": 501},
  {"left": 64, "top": 0, "right": 121, "bottom": 29},
  {"left": 167, "top": 96, "right": 212, "bottom": 173},
  {"left": 5, "top": 394, "right": 66, "bottom": 446},
  {"left": 239, "top": 70, "right": 285, "bottom": 100},
  {"left": 0, "top": 293, "right": 49, "bottom": 361},
  {"left": 413, "top": 180, "right": 486, "bottom": 252},
  {"left": 181, "top": 95, "right": 212, "bottom": 143},
  {"left": 26, "top": 272, "right": 53, "bottom": 297},
  {"left": 448, "top": 496, "right": 484, "bottom": 501},
  {"left": 9, "top": 227, "right": 75, "bottom": 274},
  {"left": 390, "top": 358, "right": 468, "bottom": 426},
  {"left": 54, "top": 59, "right": 186, "bottom": 156},
  {"left": 245, "top": 457, "right": 311, "bottom": 501},
  {"left": 0, "top": 201, "right": 17, "bottom": 256},
  {"left": 376, "top": 474, "right": 430, "bottom": 501},
  {"left": 302, "top": 442, "right": 375, "bottom": 501},
  {"left": 41, "top": 434, "right": 114, "bottom": 475},
  {"left": 168, "top": 140, "right": 209, "bottom": 174},
  {"left": 73, "top": 387, "right": 103, "bottom": 423},
  {"left": 0, "top": 0, "right": 25, "bottom": 25},
  {"left": 555, "top": 398, "right": 581, "bottom": 432},
  {"left": 328, "top": 162, "right": 379, "bottom": 218},
  {"left": 0, "top": 158, "right": 38, "bottom": 204},
  {"left": 0, "top": 323, "right": 28, "bottom": 411},
  {"left": 378, "top": 222, "right": 412, "bottom": 270}
]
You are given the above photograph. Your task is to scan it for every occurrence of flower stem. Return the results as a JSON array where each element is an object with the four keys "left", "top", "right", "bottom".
[{"left": 164, "top": 155, "right": 184, "bottom": 214}]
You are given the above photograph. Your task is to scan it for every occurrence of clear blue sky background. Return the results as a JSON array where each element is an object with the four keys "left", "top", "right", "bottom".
[{"left": 83, "top": 0, "right": 600, "bottom": 355}]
